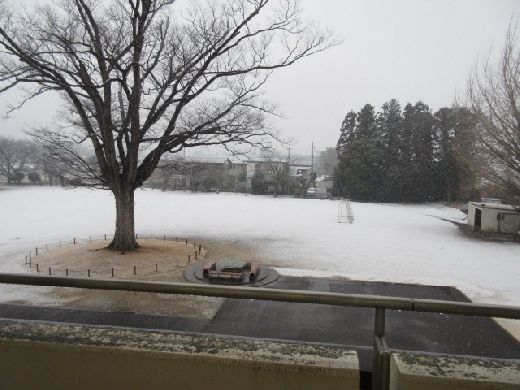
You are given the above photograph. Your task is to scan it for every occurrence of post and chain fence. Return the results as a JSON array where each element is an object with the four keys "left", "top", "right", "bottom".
[{"left": 23, "top": 234, "right": 204, "bottom": 279}]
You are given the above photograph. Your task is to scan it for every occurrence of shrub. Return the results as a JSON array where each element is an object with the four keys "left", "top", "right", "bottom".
[{"left": 28, "top": 172, "right": 41, "bottom": 183}]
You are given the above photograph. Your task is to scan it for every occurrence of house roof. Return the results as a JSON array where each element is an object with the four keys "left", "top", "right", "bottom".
[
  {"left": 244, "top": 158, "right": 287, "bottom": 163},
  {"left": 469, "top": 202, "right": 520, "bottom": 212},
  {"left": 160, "top": 157, "right": 245, "bottom": 165}
]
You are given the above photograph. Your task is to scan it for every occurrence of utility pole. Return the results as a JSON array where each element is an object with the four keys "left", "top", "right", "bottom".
[{"left": 311, "top": 142, "right": 314, "bottom": 178}]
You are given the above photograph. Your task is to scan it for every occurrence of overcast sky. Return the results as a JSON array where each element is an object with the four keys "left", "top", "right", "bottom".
[
  {"left": 266, "top": 0, "right": 519, "bottom": 155},
  {"left": 1, "top": 0, "right": 518, "bottom": 156}
]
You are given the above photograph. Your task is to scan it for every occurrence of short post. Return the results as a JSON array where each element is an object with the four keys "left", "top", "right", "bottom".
[
  {"left": 66, "top": 269, "right": 69, "bottom": 277},
  {"left": 48, "top": 267, "right": 51, "bottom": 275},
  {"left": 74, "top": 238, "right": 76, "bottom": 245},
  {"left": 198, "top": 244, "right": 202, "bottom": 254},
  {"left": 188, "top": 255, "right": 190, "bottom": 264},
  {"left": 29, "top": 259, "right": 32, "bottom": 268},
  {"left": 372, "top": 307, "right": 390, "bottom": 390},
  {"left": 134, "top": 266, "right": 136, "bottom": 275},
  {"left": 25, "top": 256, "right": 28, "bottom": 265},
  {"left": 29, "top": 251, "right": 32, "bottom": 260},
  {"left": 195, "top": 251, "right": 198, "bottom": 260},
  {"left": 155, "top": 264, "right": 158, "bottom": 272},
  {"left": 193, "top": 242, "right": 195, "bottom": 248},
  {"left": 36, "top": 264, "right": 39, "bottom": 272},
  {"left": 185, "top": 239, "right": 188, "bottom": 245},
  {"left": 88, "top": 269, "right": 91, "bottom": 277},
  {"left": 104, "top": 234, "right": 107, "bottom": 240},
  {"left": 163, "top": 235, "right": 166, "bottom": 241},
  {"left": 136, "top": 233, "right": 138, "bottom": 239},
  {"left": 35, "top": 247, "right": 38, "bottom": 255},
  {"left": 111, "top": 268, "right": 114, "bottom": 278}
]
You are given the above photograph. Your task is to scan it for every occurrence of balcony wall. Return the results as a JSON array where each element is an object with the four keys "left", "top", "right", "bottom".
[{"left": 0, "top": 319, "right": 359, "bottom": 390}]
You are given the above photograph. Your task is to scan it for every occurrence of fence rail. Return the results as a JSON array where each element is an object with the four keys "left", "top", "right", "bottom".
[{"left": 0, "top": 273, "right": 518, "bottom": 390}]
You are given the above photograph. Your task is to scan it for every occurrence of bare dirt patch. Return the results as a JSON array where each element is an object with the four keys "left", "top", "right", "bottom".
[
  {"left": 16, "top": 238, "right": 271, "bottom": 319},
  {"left": 32, "top": 239, "right": 207, "bottom": 281}
]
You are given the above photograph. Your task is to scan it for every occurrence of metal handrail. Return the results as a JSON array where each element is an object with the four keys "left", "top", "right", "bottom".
[{"left": 0, "top": 272, "right": 519, "bottom": 390}]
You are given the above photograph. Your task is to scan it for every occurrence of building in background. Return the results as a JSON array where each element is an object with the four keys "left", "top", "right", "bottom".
[
  {"left": 145, "top": 158, "right": 246, "bottom": 192},
  {"left": 467, "top": 200, "right": 520, "bottom": 235},
  {"left": 315, "top": 175, "right": 334, "bottom": 199}
]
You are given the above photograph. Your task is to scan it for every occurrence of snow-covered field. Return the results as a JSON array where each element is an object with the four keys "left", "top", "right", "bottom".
[{"left": 1, "top": 186, "right": 519, "bottom": 331}]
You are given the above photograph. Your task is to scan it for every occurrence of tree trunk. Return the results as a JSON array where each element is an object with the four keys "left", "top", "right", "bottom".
[{"left": 108, "top": 186, "right": 139, "bottom": 253}]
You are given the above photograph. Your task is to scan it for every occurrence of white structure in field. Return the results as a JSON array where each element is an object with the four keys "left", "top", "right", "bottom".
[
  {"left": 315, "top": 175, "right": 334, "bottom": 199},
  {"left": 338, "top": 199, "right": 354, "bottom": 224},
  {"left": 467, "top": 201, "right": 520, "bottom": 234}
]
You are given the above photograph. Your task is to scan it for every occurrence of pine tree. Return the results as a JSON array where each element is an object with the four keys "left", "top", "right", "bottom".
[
  {"left": 356, "top": 104, "right": 378, "bottom": 139},
  {"left": 433, "top": 107, "right": 479, "bottom": 201},
  {"left": 334, "top": 104, "right": 383, "bottom": 201},
  {"left": 337, "top": 111, "right": 357, "bottom": 155},
  {"left": 334, "top": 100, "right": 471, "bottom": 203},
  {"left": 400, "top": 102, "right": 435, "bottom": 201},
  {"left": 334, "top": 138, "right": 385, "bottom": 201},
  {"left": 377, "top": 99, "right": 403, "bottom": 200}
]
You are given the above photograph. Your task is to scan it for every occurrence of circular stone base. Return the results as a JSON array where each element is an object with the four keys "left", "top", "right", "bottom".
[{"left": 185, "top": 263, "right": 279, "bottom": 287}]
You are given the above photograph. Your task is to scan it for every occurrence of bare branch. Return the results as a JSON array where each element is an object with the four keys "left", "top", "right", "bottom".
[{"left": 466, "top": 19, "right": 520, "bottom": 202}]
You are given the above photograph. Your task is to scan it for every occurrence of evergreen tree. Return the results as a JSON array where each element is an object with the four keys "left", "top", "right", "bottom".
[
  {"left": 433, "top": 107, "right": 479, "bottom": 201},
  {"left": 378, "top": 99, "right": 403, "bottom": 151},
  {"left": 334, "top": 104, "right": 383, "bottom": 200},
  {"left": 334, "top": 138, "right": 385, "bottom": 201},
  {"left": 377, "top": 99, "right": 403, "bottom": 200},
  {"left": 433, "top": 107, "right": 458, "bottom": 200},
  {"left": 337, "top": 111, "right": 357, "bottom": 155},
  {"left": 356, "top": 104, "right": 377, "bottom": 139},
  {"left": 334, "top": 100, "right": 477, "bottom": 203},
  {"left": 401, "top": 102, "right": 435, "bottom": 201}
]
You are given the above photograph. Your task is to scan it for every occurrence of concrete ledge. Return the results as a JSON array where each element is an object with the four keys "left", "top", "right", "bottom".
[
  {"left": 390, "top": 352, "right": 520, "bottom": 390},
  {"left": 0, "top": 319, "right": 359, "bottom": 390}
]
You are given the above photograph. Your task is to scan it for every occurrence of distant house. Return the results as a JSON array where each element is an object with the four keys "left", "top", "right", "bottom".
[
  {"left": 222, "top": 159, "right": 247, "bottom": 192},
  {"left": 467, "top": 201, "right": 520, "bottom": 235},
  {"left": 145, "top": 157, "right": 246, "bottom": 192},
  {"left": 245, "top": 158, "right": 287, "bottom": 193},
  {"left": 245, "top": 158, "right": 312, "bottom": 195},
  {"left": 288, "top": 164, "right": 311, "bottom": 181}
]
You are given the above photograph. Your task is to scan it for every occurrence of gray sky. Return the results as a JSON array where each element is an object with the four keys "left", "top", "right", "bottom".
[
  {"left": 265, "top": 0, "right": 519, "bottom": 155},
  {"left": 1, "top": 0, "right": 518, "bottom": 156}
]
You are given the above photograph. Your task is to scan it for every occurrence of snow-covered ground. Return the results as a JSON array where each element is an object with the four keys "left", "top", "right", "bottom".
[{"left": 1, "top": 187, "right": 519, "bottom": 331}]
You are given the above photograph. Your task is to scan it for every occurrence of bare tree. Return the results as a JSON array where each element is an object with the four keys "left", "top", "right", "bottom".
[
  {"left": 0, "top": 136, "right": 33, "bottom": 184},
  {"left": 263, "top": 157, "right": 289, "bottom": 197},
  {"left": 157, "top": 155, "right": 201, "bottom": 191},
  {"left": 466, "top": 22, "right": 520, "bottom": 202},
  {"left": 0, "top": 0, "right": 338, "bottom": 251},
  {"left": 157, "top": 155, "right": 185, "bottom": 191}
]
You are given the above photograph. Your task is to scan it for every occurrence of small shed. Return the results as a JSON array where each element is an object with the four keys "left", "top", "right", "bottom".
[{"left": 467, "top": 202, "right": 520, "bottom": 234}]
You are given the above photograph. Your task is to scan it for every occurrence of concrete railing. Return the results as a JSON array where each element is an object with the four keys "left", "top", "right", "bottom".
[
  {"left": 390, "top": 352, "right": 520, "bottom": 389},
  {"left": 0, "top": 273, "right": 519, "bottom": 390},
  {"left": 0, "top": 319, "right": 360, "bottom": 390}
]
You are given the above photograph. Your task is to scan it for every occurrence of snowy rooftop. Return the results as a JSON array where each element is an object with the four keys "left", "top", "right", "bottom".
[{"left": 469, "top": 202, "right": 520, "bottom": 212}]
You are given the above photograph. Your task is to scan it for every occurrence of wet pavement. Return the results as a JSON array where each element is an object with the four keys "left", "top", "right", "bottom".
[{"left": 1, "top": 276, "right": 519, "bottom": 373}]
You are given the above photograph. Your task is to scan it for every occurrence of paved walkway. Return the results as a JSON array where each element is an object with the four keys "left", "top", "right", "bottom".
[{"left": 1, "top": 276, "right": 519, "bottom": 372}]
